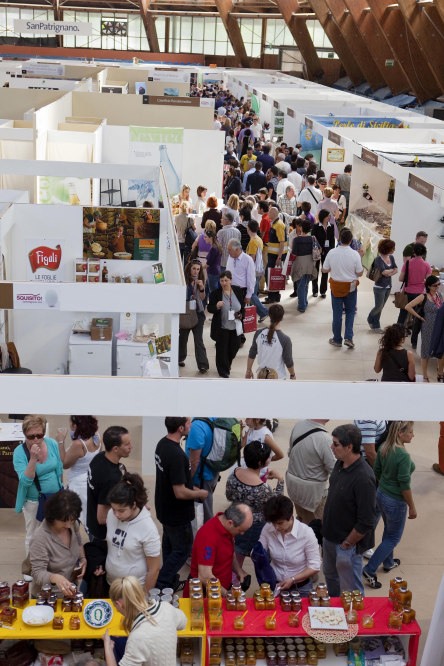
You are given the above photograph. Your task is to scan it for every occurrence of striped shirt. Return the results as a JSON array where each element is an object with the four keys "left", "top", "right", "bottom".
[
  {"left": 354, "top": 420, "right": 386, "bottom": 459},
  {"left": 217, "top": 224, "right": 241, "bottom": 267},
  {"left": 277, "top": 194, "right": 298, "bottom": 217}
]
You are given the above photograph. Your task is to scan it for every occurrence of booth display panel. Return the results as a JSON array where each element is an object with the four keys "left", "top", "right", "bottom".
[
  {"left": 349, "top": 198, "right": 392, "bottom": 270},
  {"left": 206, "top": 598, "right": 420, "bottom": 666}
]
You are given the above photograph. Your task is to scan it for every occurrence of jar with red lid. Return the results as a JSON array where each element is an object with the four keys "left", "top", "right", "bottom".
[
  {"left": 0, "top": 606, "right": 17, "bottom": 626},
  {"left": 12, "top": 581, "right": 29, "bottom": 609}
]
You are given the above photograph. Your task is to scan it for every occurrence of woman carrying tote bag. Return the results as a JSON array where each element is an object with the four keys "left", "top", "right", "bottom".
[{"left": 178, "top": 260, "right": 209, "bottom": 374}]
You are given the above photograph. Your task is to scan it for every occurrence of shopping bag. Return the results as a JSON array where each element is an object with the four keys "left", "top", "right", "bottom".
[
  {"left": 282, "top": 253, "right": 295, "bottom": 276},
  {"left": 243, "top": 306, "right": 257, "bottom": 334},
  {"left": 191, "top": 501, "right": 204, "bottom": 539},
  {"left": 268, "top": 267, "right": 286, "bottom": 291}
]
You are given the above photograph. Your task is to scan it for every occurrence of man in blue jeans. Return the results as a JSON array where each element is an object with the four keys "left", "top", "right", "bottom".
[
  {"left": 322, "top": 424, "right": 376, "bottom": 596},
  {"left": 322, "top": 227, "right": 364, "bottom": 348},
  {"left": 155, "top": 417, "right": 208, "bottom": 591}
]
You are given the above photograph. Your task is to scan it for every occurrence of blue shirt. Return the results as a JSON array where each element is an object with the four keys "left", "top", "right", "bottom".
[
  {"left": 260, "top": 153, "right": 275, "bottom": 173},
  {"left": 13, "top": 438, "right": 63, "bottom": 513},
  {"left": 186, "top": 418, "right": 216, "bottom": 483}
]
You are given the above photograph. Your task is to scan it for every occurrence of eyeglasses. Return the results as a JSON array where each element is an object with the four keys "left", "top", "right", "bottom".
[{"left": 26, "top": 434, "right": 44, "bottom": 440}]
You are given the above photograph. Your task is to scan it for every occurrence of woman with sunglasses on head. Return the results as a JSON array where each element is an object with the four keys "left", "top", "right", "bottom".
[{"left": 13, "top": 414, "right": 64, "bottom": 554}]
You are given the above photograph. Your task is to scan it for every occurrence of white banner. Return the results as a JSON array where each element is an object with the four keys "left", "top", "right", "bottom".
[
  {"left": 13, "top": 283, "right": 61, "bottom": 310},
  {"left": 200, "top": 98, "right": 215, "bottom": 108},
  {"left": 26, "top": 239, "right": 65, "bottom": 283},
  {"left": 22, "top": 62, "right": 66, "bottom": 77},
  {"left": 14, "top": 19, "right": 92, "bottom": 36},
  {"left": 148, "top": 70, "right": 190, "bottom": 83}
]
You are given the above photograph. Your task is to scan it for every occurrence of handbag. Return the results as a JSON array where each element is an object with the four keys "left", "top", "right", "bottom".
[
  {"left": 184, "top": 218, "right": 197, "bottom": 248},
  {"left": 282, "top": 253, "right": 295, "bottom": 276},
  {"left": 21, "top": 443, "right": 57, "bottom": 523},
  {"left": 243, "top": 306, "right": 257, "bottom": 334},
  {"left": 368, "top": 259, "right": 382, "bottom": 284},
  {"left": 394, "top": 260, "right": 409, "bottom": 309},
  {"left": 312, "top": 237, "right": 322, "bottom": 262},
  {"left": 179, "top": 302, "right": 199, "bottom": 330},
  {"left": 268, "top": 267, "right": 286, "bottom": 291}
]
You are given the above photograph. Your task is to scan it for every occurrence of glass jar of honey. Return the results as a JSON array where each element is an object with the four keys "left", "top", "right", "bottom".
[
  {"left": 226, "top": 655, "right": 236, "bottom": 666},
  {"left": 1, "top": 607, "right": 17, "bottom": 626},
  {"left": 266, "top": 653, "right": 277, "bottom": 666},
  {"left": 388, "top": 611, "right": 403, "bottom": 629},
  {"left": 393, "top": 599, "right": 411, "bottom": 612},
  {"left": 287, "top": 653, "right": 297, "bottom": 666},
  {"left": 265, "top": 615, "right": 276, "bottom": 630},
  {"left": 362, "top": 614, "right": 374, "bottom": 628},
  {"left": 40, "top": 584, "right": 52, "bottom": 600},
  {"left": 53, "top": 615, "right": 64, "bottom": 630},
  {"left": 308, "top": 590, "right": 317, "bottom": 602},
  {"left": 191, "top": 592, "right": 203, "bottom": 611},
  {"left": 280, "top": 597, "right": 292, "bottom": 612},
  {"left": 47, "top": 598, "right": 57, "bottom": 611},
  {"left": 308, "top": 652, "right": 318, "bottom": 665},
  {"left": 12, "top": 580, "right": 29, "bottom": 609},
  {"left": 288, "top": 612, "right": 300, "bottom": 628},
  {"left": 208, "top": 611, "right": 223, "bottom": 631},
  {"left": 298, "top": 653, "right": 308, "bottom": 665},
  {"left": 209, "top": 577, "right": 220, "bottom": 587},
  {"left": 62, "top": 598, "right": 72, "bottom": 612},
  {"left": 291, "top": 594, "right": 302, "bottom": 612},
  {"left": 316, "top": 583, "right": 327, "bottom": 598},
  {"left": 316, "top": 645, "right": 326, "bottom": 659},
  {"left": 260, "top": 583, "right": 271, "bottom": 598},
  {"left": 342, "top": 596, "right": 352, "bottom": 611},
  {"left": 236, "top": 594, "right": 247, "bottom": 612},
  {"left": 69, "top": 615, "right": 81, "bottom": 630},
  {"left": 402, "top": 608, "right": 416, "bottom": 624},
  {"left": 231, "top": 584, "right": 242, "bottom": 599},
  {"left": 209, "top": 654, "right": 221, "bottom": 666},
  {"left": 265, "top": 596, "right": 275, "bottom": 611},
  {"left": 246, "top": 652, "right": 256, "bottom": 665},
  {"left": 310, "top": 595, "right": 321, "bottom": 607},
  {"left": 277, "top": 652, "right": 287, "bottom": 666},
  {"left": 209, "top": 593, "right": 222, "bottom": 611},
  {"left": 234, "top": 615, "right": 245, "bottom": 631},
  {"left": 320, "top": 596, "right": 331, "bottom": 607},
  {"left": 390, "top": 577, "right": 406, "bottom": 590},
  {"left": 346, "top": 608, "right": 358, "bottom": 624},
  {"left": 255, "top": 597, "right": 266, "bottom": 611},
  {"left": 256, "top": 647, "right": 265, "bottom": 659},
  {"left": 353, "top": 596, "right": 364, "bottom": 611},
  {"left": 395, "top": 587, "right": 412, "bottom": 605},
  {"left": 181, "top": 647, "right": 194, "bottom": 664},
  {"left": 226, "top": 595, "right": 237, "bottom": 611},
  {"left": 72, "top": 599, "right": 83, "bottom": 613},
  {"left": 36, "top": 598, "right": 46, "bottom": 607},
  {"left": 236, "top": 652, "right": 247, "bottom": 666},
  {"left": 190, "top": 612, "right": 204, "bottom": 632},
  {"left": 209, "top": 585, "right": 221, "bottom": 598},
  {"left": 0, "top": 583, "right": 10, "bottom": 610}
]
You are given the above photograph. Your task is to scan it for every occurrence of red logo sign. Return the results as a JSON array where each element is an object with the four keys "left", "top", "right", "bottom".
[{"left": 28, "top": 245, "right": 62, "bottom": 273}]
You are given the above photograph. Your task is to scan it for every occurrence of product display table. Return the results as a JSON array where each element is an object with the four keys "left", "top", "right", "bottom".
[
  {"left": 349, "top": 198, "right": 392, "bottom": 268},
  {"left": 205, "top": 597, "right": 421, "bottom": 666},
  {"left": 0, "top": 599, "right": 206, "bottom": 664}
]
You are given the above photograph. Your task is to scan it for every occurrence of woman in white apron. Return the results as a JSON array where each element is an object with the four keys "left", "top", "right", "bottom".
[{"left": 59, "top": 416, "right": 102, "bottom": 527}]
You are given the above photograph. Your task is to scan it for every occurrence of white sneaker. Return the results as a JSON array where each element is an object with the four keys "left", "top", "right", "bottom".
[{"left": 363, "top": 549, "right": 374, "bottom": 560}]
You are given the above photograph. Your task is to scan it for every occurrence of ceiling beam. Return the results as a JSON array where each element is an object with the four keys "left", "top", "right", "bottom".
[
  {"left": 432, "top": 0, "right": 444, "bottom": 23},
  {"left": 342, "top": 0, "right": 410, "bottom": 95},
  {"left": 366, "top": 0, "right": 441, "bottom": 103},
  {"left": 137, "top": 0, "right": 160, "bottom": 52},
  {"left": 274, "top": 0, "right": 324, "bottom": 80},
  {"left": 309, "top": 0, "right": 365, "bottom": 85},
  {"left": 214, "top": 0, "right": 250, "bottom": 67},
  {"left": 396, "top": 0, "right": 444, "bottom": 93}
]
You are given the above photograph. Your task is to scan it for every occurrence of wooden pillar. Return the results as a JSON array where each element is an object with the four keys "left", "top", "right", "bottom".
[
  {"left": 214, "top": 0, "right": 250, "bottom": 68},
  {"left": 397, "top": 0, "right": 444, "bottom": 93},
  {"left": 367, "top": 0, "right": 440, "bottom": 103},
  {"left": 309, "top": 0, "right": 364, "bottom": 85},
  {"left": 343, "top": 0, "right": 410, "bottom": 96},
  {"left": 433, "top": 0, "right": 444, "bottom": 24},
  {"left": 165, "top": 16, "right": 170, "bottom": 53},
  {"left": 274, "top": 0, "right": 324, "bottom": 80},
  {"left": 324, "top": 0, "right": 385, "bottom": 91},
  {"left": 260, "top": 18, "right": 267, "bottom": 69},
  {"left": 138, "top": 0, "right": 160, "bottom": 53}
]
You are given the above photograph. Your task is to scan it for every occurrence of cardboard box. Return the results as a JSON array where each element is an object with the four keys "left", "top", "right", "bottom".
[{"left": 91, "top": 318, "right": 113, "bottom": 341}]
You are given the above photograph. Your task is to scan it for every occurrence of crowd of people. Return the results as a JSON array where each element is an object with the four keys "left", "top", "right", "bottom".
[{"left": 13, "top": 411, "right": 438, "bottom": 665}]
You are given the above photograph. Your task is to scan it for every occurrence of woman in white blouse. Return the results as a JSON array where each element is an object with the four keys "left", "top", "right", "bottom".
[{"left": 259, "top": 495, "right": 321, "bottom": 596}]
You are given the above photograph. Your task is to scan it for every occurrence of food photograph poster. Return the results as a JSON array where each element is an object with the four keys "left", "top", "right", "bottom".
[{"left": 82, "top": 207, "right": 160, "bottom": 261}]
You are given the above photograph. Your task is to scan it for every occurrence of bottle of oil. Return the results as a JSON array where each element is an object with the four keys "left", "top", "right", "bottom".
[
  {"left": 388, "top": 180, "right": 395, "bottom": 203},
  {"left": 102, "top": 262, "right": 108, "bottom": 283}
]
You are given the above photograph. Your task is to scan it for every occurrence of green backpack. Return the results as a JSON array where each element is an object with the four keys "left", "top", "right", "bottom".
[{"left": 194, "top": 417, "right": 241, "bottom": 480}]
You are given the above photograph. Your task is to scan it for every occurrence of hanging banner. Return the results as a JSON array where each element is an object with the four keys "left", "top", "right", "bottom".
[
  {"left": 26, "top": 239, "right": 65, "bottom": 283},
  {"left": 313, "top": 116, "right": 407, "bottom": 129},
  {"left": 148, "top": 70, "right": 190, "bottom": 83},
  {"left": 21, "top": 62, "right": 66, "bottom": 77},
  {"left": 15, "top": 20, "right": 92, "bottom": 36},
  {"left": 299, "top": 124, "right": 323, "bottom": 167},
  {"left": 129, "top": 126, "right": 183, "bottom": 201}
]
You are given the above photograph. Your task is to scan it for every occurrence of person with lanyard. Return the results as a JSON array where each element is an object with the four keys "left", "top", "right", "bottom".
[
  {"left": 178, "top": 260, "right": 209, "bottom": 374},
  {"left": 263, "top": 207, "right": 288, "bottom": 304},
  {"left": 311, "top": 209, "right": 335, "bottom": 299},
  {"left": 207, "top": 270, "right": 246, "bottom": 378}
]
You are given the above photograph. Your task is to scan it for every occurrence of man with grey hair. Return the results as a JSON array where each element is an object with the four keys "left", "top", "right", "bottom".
[
  {"left": 275, "top": 153, "right": 291, "bottom": 174},
  {"left": 217, "top": 212, "right": 241, "bottom": 271},
  {"left": 276, "top": 169, "right": 292, "bottom": 197},
  {"left": 242, "top": 159, "right": 259, "bottom": 191},
  {"left": 188, "top": 502, "right": 253, "bottom": 596},
  {"left": 227, "top": 238, "right": 256, "bottom": 346},
  {"left": 278, "top": 185, "right": 297, "bottom": 216}
]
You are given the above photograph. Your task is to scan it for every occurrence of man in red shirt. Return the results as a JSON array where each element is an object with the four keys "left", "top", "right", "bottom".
[
  {"left": 186, "top": 503, "right": 253, "bottom": 596},
  {"left": 258, "top": 200, "right": 271, "bottom": 293}
]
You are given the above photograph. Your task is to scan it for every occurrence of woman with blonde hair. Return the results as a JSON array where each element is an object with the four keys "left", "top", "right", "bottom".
[
  {"left": 178, "top": 183, "right": 192, "bottom": 207},
  {"left": 103, "top": 576, "right": 186, "bottom": 666},
  {"left": 363, "top": 421, "right": 416, "bottom": 589},
  {"left": 13, "top": 414, "right": 64, "bottom": 553},
  {"left": 222, "top": 194, "right": 240, "bottom": 224},
  {"left": 174, "top": 200, "right": 195, "bottom": 264}
]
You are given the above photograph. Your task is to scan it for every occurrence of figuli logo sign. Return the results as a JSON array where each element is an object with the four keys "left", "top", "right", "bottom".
[{"left": 26, "top": 239, "right": 65, "bottom": 282}]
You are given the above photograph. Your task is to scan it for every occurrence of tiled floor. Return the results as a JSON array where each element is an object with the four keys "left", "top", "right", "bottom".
[{"left": 0, "top": 414, "right": 442, "bottom": 662}]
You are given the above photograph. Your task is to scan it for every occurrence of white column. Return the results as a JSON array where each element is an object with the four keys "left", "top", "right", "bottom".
[{"left": 141, "top": 416, "right": 166, "bottom": 475}]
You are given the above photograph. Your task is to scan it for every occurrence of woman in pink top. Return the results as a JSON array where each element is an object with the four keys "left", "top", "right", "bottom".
[
  {"left": 397, "top": 242, "right": 432, "bottom": 334},
  {"left": 317, "top": 188, "right": 339, "bottom": 239}
]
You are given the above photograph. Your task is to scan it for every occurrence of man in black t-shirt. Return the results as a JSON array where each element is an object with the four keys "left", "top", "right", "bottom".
[
  {"left": 155, "top": 417, "right": 208, "bottom": 591},
  {"left": 86, "top": 425, "right": 132, "bottom": 543}
]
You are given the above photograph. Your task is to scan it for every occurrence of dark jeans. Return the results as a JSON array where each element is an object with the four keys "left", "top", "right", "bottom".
[
  {"left": 179, "top": 314, "right": 209, "bottom": 370},
  {"left": 156, "top": 522, "right": 194, "bottom": 589},
  {"left": 215, "top": 328, "right": 241, "bottom": 377},
  {"left": 266, "top": 252, "right": 287, "bottom": 302},
  {"left": 363, "top": 489, "right": 407, "bottom": 576},
  {"left": 368, "top": 286, "right": 391, "bottom": 329},
  {"left": 331, "top": 288, "right": 357, "bottom": 343},
  {"left": 397, "top": 292, "right": 422, "bottom": 346},
  {"left": 312, "top": 256, "right": 329, "bottom": 295}
]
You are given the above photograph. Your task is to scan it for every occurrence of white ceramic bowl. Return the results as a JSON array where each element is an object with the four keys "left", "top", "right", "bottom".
[
  {"left": 22, "top": 605, "right": 54, "bottom": 626},
  {"left": 114, "top": 252, "right": 132, "bottom": 260}
]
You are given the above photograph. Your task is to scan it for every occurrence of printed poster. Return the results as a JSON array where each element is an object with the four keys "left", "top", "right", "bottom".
[
  {"left": 152, "top": 262, "right": 165, "bottom": 284},
  {"left": 37, "top": 176, "right": 91, "bottom": 205},
  {"left": 129, "top": 126, "right": 183, "bottom": 200},
  {"left": 26, "top": 238, "right": 65, "bottom": 283},
  {"left": 299, "top": 124, "right": 323, "bottom": 167},
  {"left": 82, "top": 207, "right": 159, "bottom": 261}
]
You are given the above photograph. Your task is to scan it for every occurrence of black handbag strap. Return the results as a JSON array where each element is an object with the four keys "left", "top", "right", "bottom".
[
  {"left": 22, "top": 442, "right": 42, "bottom": 493},
  {"left": 290, "top": 428, "right": 324, "bottom": 451},
  {"left": 401, "top": 259, "right": 409, "bottom": 291},
  {"left": 307, "top": 187, "right": 319, "bottom": 205}
]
